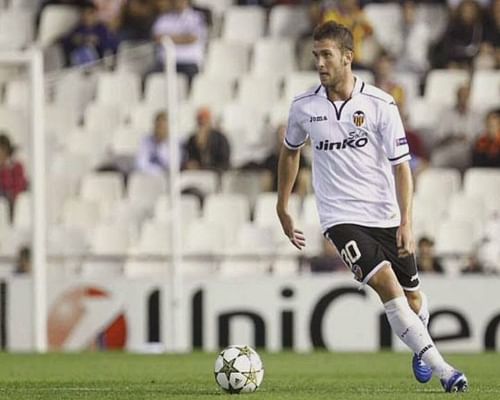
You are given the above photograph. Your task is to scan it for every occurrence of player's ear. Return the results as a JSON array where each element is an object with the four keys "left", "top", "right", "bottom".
[{"left": 343, "top": 49, "right": 353, "bottom": 65}]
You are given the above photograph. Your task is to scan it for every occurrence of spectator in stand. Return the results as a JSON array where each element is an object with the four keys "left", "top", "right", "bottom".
[
  {"left": 135, "top": 111, "right": 182, "bottom": 175},
  {"left": 322, "top": 0, "right": 375, "bottom": 68},
  {"left": 373, "top": 51, "right": 406, "bottom": 109},
  {"left": 93, "top": 0, "right": 126, "bottom": 30},
  {"left": 394, "top": 0, "right": 432, "bottom": 77},
  {"left": 151, "top": 0, "right": 207, "bottom": 87},
  {"left": 472, "top": 109, "right": 500, "bottom": 167},
  {"left": 416, "top": 237, "right": 444, "bottom": 274},
  {"left": 116, "top": 0, "right": 157, "bottom": 42},
  {"left": 461, "top": 254, "right": 485, "bottom": 274},
  {"left": 62, "top": 3, "right": 118, "bottom": 66},
  {"left": 431, "top": 0, "right": 484, "bottom": 69},
  {"left": 401, "top": 113, "right": 429, "bottom": 178},
  {"left": 184, "top": 107, "right": 231, "bottom": 172},
  {"left": 476, "top": 0, "right": 500, "bottom": 69},
  {"left": 430, "top": 84, "right": 483, "bottom": 171},
  {"left": 0, "top": 133, "right": 27, "bottom": 215},
  {"left": 308, "top": 238, "right": 347, "bottom": 273}
]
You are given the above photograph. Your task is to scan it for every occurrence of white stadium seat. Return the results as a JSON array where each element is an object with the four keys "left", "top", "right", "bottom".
[
  {"left": 301, "top": 194, "right": 320, "bottom": 226},
  {"left": 435, "top": 220, "right": 476, "bottom": 256},
  {"left": 37, "top": 5, "right": 80, "bottom": 47},
  {"left": 61, "top": 198, "right": 101, "bottom": 232},
  {"left": 448, "top": 193, "right": 486, "bottom": 226},
  {"left": 95, "top": 71, "right": 141, "bottom": 112},
  {"left": 84, "top": 103, "right": 124, "bottom": 135},
  {"left": 463, "top": 168, "right": 500, "bottom": 203},
  {"left": 251, "top": 39, "right": 297, "bottom": 77},
  {"left": 470, "top": 70, "right": 500, "bottom": 113},
  {"left": 189, "top": 75, "right": 235, "bottom": 112},
  {"left": 90, "top": 223, "right": 131, "bottom": 256},
  {"left": 407, "top": 97, "right": 444, "bottom": 132},
  {"left": 80, "top": 172, "right": 124, "bottom": 215},
  {"left": 0, "top": 9, "right": 34, "bottom": 50},
  {"left": 364, "top": 3, "right": 402, "bottom": 55},
  {"left": 143, "top": 72, "right": 189, "bottom": 106},
  {"left": 184, "top": 220, "right": 227, "bottom": 255},
  {"left": 218, "top": 259, "right": 270, "bottom": 278},
  {"left": 180, "top": 170, "right": 219, "bottom": 196},
  {"left": 204, "top": 40, "right": 251, "bottom": 78},
  {"left": 222, "top": 6, "right": 266, "bottom": 45},
  {"left": 0, "top": 198, "right": 10, "bottom": 229},
  {"left": 12, "top": 191, "right": 30, "bottom": 229},
  {"left": 221, "top": 170, "right": 265, "bottom": 210},
  {"left": 424, "top": 69, "right": 470, "bottom": 107},
  {"left": 268, "top": 5, "right": 309, "bottom": 38},
  {"left": 0, "top": 107, "right": 28, "bottom": 148},
  {"left": 235, "top": 75, "right": 281, "bottom": 114},
  {"left": 416, "top": 168, "right": 461, "bottom": 201},
  {"left": 154, "top": 194, "right": 201, "bottom": 224},
  {"left": 127, "top": 172, "right": 167, "bottom": 211},
  {"left": 203, "top": 193, "right": 250, "bottom": 241},
  {"left": 110, "top": 127, "right": 142, "bottom": 157},
  {"left": 4, "top": 79, "right": 29, "bottom": 109}
]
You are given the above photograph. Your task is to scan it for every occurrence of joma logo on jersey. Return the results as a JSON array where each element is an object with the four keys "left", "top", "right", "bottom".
[
  {"left": 316, "top": 132, "right": 368, "bottom": 151},
  {"left": 310, "top": 115, "right": 328, "bottom": 122}
]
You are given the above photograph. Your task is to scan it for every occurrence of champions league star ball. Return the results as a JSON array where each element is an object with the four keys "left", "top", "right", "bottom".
[{"left": 214, "top": 345, "right": 264, "bottom": 394}]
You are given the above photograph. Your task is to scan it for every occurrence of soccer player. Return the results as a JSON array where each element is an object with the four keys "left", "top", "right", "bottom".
[{"left": 276, "top": 21, "right": 468, "bottom": 393}]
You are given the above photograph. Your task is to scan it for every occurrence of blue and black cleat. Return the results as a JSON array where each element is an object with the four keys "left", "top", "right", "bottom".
[{"left": 412, "top": 353, "right": 433, "bottom": 383}]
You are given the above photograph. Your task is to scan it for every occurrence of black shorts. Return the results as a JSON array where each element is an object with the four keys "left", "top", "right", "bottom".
[{"left": 325, "top": 224, "right": 420, "bottom": 290}]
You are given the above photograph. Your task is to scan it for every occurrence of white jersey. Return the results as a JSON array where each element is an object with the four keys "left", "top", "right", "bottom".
[{"left": 284, "top": 77, "right": 411, "bottom": 232}]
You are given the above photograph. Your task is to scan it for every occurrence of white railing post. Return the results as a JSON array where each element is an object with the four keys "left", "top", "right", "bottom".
[
  {"left": 30, "top": 47, "right": 47, "bottom": 353},
  {"left": 162, "top": 37, "right": 183, "bottom": 352}
]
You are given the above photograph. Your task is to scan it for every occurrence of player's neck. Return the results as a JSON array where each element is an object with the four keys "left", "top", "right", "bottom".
[{"left": 326, "top": 72, "right": 355, "bottom": 102}]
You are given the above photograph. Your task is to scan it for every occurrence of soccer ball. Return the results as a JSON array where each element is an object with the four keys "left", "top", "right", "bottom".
[{"left": 214, "top": 345, "right": 264, "bottom": 394}]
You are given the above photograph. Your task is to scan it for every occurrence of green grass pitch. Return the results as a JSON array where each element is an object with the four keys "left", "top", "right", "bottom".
[{"left": 0, "top": 352, "right": 498, "bottom": 399}]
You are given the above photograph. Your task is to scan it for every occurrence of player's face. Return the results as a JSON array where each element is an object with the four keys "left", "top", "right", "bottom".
[{"left": 312, "top": 39, "right": 351, "bottom": 88}]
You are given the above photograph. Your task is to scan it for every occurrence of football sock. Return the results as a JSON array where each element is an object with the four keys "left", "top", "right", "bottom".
[
  {"left": 384, "top": 296, "right": 454, "bottom": 380},
  {"left": 417, "top": 291, "right": 430, "bottom": 329}
]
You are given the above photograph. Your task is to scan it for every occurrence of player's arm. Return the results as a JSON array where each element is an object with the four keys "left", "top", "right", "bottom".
[
  {"left": 276, "top": 146, "right": 305, "bottom": 250},
  {"left": 394, "top": 161, "right": 415, "bottom": 257}
]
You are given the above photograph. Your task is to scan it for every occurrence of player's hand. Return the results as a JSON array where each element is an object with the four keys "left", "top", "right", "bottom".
[
  {"left": 276, "top": 208, "right": 306, "bottom": 250},
  {"left": 396, "top": 223, "right": 415, "bottom": 257}
]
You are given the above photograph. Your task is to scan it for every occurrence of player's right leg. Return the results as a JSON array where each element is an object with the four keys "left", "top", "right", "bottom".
[{"left": 368, "top": 265, "right": 468, "bottom": 392}]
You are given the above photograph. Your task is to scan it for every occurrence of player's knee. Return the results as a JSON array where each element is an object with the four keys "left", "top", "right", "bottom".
[
  {"left": 405, "top": 290, "right": 422, "bottom": 314},
  {"left": 368, "top": 263, "right": 404, "bottom": 302}
]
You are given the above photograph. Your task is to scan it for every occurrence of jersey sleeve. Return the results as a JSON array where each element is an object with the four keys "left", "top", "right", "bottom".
[
  {"left": 284, "top": 101, "right": 309, "bottom": 150},
  {"left": 380, "top": 102, "right": 411, "bottom": 165}
]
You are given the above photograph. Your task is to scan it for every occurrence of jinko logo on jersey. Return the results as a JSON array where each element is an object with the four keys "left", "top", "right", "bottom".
[{"left": 315, "top": 131, "right": 368, "bottom": 151}]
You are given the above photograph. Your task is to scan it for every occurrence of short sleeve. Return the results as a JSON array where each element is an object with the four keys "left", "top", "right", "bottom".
[
  {"left": 284, "top": 101, "right": 309, "bottom": 150},
  {"left": 380, "top": 102, "right": 411, "bottom": 165}
]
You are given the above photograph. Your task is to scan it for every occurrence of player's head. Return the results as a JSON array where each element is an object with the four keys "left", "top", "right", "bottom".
[{"left": 312, "top": 22, "right": 354, "bottom": 87}]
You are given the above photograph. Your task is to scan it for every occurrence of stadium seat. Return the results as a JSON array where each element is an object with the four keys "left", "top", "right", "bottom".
[
  {"left": 184, "top": 220, "right": 227, "bottom": 256},
  {"left": 80, "top": 261, "right": 124, "bottom": 279},
  {"left": 48, "top": 224, "right": 89, "bottom": 257},
  {"left": 394, "top": 71, "right": 420, "bottom": 104},
  {"left": 0, "top": 9, "right": 34, "bottom": 50},
  {"left": 272, "top": 258, "right": 301, "bottom": 276},
  {"left": 0, "top": 107, "right": 28, "bottom": 148},
  {"left": 153, "top": 194, "right": 201, "bottom": 224},
  {"left": 115, "top": 41, "right": 156, "bottom": 77},
  {"left": 37, "top": 5, "right": 80, "bottom": 47},
  {"left": 9, "top": 0, "right": 39, "bottom": 11},
  {"left": 268, "top": 5, "right": 309, "bottom": 38},
  {"left": 364, "top": 3, "right": 402, "bottom": 55},
  {"left": 12, "top": 191, "right": 30, "bottom": 229},
  {"left": 415, "top": 3, "right": 448, "bottom": 43},
  {"left": 415, "top": 168, "right": 461, "bottom": 201},
  {"left": 470, "top": 70, "right": 500, "bottom": 113},
  {"left": 52, "top": 70, "right": 94, "bottom": 116},
  {"left": 448, "top": 193, "right": 486, "bottom": 224},
  {"left": 0, "top": 226, "right": 30, "bottom": 257},
  {"left": 95, "top": 71, "right": 141, "bottom": 112},
  {"left": 3, "top": 79, "right": 30, "bottom": 109},
  {"left": 127, "top": 172, "right": 167, "bottom": 212},
  {"left": 220, "top": 103, "right": 268, "bottom": 167},
  {"left": 0, "top": 197, "right": 10, "bottom": 228},
  {"left": 221, "top": 170, "right": 265, "bottom": 210},
  {"left": 65, "top": 128, "right": 108, "bottom": 167},
  {"left": 235, "top": 75, "right": 281, "bottom": 115},
  {"left": 89, "top": 223, "right": 131, "bottom": 256},
  {"left": 406, "top": 97, "right": 444, "bottom": 133},
  {"left": 84, "top": 103, "right": 124, "bottom": 136},
  {"left": 180, "top": 170, "right": 219, "bottom": 196},
  {"left": 189, "top": 74, "right": 235, "bottom": 113},
  {"left": 230, "top": 222, "right": 275, "bottom": 256},
  {"left": 45, "top": 103, "right": 79, "bottom": 146},
  {"left": 192, "top": 0, "right": 234, "bottom": 17},
  {"left": 80, "top": 172, "right": 124, "bottom": 216},
  {"left": 143, "top": 72, "right": 189, "bottom": 106},
  {"left": 123, "top": 260, "right": 167, "bottom": 279},
  {"left": 268, "top": 101, "right": 290, "bottom": 128},
  {"left": 127, "top": 103, "right": 162, "bottom": 133},
  {"left": 463, "top": 168, "right": 500, "bottom": 202},
  {"left": 61, "top": 198, "right": 101, "bottom": 232},
  {"left": 203, "top": 193, "right": 250, "bottom": 241},
  {"left": 283, "top": 72, "right": 320, "bottom": 102},
  {"left": 424, "top": 69, "right": 470, "bottom": 107},
  {"left": 413, "top": 192, "right": 448, "bottom": 239},
  {"left": 434, "top": 220, "right": 476, "bottom": 256},
  {"left": 222, "top": 6, "right": 266, "bottom": 45},
  {"left": 132, "top": 221, "right": 173, "bottom": 256},
  {"left": 301, "top": 194, "right": 320, "bottom": 226},
  {"left": 204, "top": 40, "right": 251, "bottom": 78},
  {"left": 110, "top": 126, "right": 142, "bottom": 157},
  {"left": 251, "top": 39, "right": 297, "bottom": 78}
]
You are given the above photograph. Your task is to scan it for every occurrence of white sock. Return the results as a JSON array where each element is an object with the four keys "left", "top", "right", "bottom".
[
  {"left": 384, "top": 296, "right": 454, "bottom": 380},
  {"left": 417, "top": 292, "right": 430, "bottom": 329}
]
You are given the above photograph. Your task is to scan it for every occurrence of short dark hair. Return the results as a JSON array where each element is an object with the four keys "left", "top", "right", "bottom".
[{"left": 313, "top": 21, "right": 354, "bottom": 52}]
